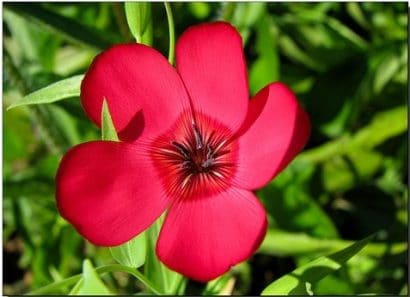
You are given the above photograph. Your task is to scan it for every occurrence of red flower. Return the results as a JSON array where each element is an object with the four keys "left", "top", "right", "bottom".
[{"left": 56, "top": 22, "right": 310, "bottom": 281}]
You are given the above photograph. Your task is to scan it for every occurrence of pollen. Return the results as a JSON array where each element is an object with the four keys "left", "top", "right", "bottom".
[{"left": 151, "top": 111, "right": 237, "bottom": 200}]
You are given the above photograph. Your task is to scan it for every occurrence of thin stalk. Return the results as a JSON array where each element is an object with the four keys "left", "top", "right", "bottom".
[
  {"left": 28, "top": 264, "right": 163, "bottom": 295},
  {"left": 164, "top": 2, "right": 175, "bottom": 64}
]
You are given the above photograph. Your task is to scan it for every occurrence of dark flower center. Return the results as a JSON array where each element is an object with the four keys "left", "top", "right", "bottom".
[{"left": 151, "top": 111, "right": 237, "bottom": 200}]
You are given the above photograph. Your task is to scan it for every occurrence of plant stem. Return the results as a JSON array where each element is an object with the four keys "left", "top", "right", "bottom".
[
  {"left": 164, "top": 2, "right": 175, "bottom": 64},
  {"left": 28, "top": 264, "right": 163, "bottom": 295}
]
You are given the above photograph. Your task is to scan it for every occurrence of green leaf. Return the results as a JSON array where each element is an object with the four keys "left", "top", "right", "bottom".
[
  {"left": 5, "top": 4, "right": 115, "bottom": 49},
  {"left": 373, "top": 53, "right": 402, "bottom": 93},
  {"left": 346, "top": 3, "right": 370, "bottom": 29},
  {"left": 125, "top": 2, "right": 152, "bottom": 43},
  {"left": 109, "top": 232, "right": 146, "bottom": 268},
  {"left": 261, "top": 235, "right": 373, "bottom": 295},
  {"left": 279, "top": 35, "right": 325, "bottom": 72},
  {"left": 101, "top": 100, "right": 119, "bottom": 141},
  {"left": 7, "top": 75, "right": 83, "bottom": 110},
  {"left": 72, "top": 259, "right": 111, "bottom": 295},
  {"left": 259, "top": 162, "right": 339, "bottom": 238},
  {"left": 258, "top": 229, "right": 407, "bottom": 257},
  {"left": 203, "top": 274, "right": 232, "bottom": 295},
  {"left": 3, "top": 9, "right": 38, "bottom": 61},
  {"left": 249, "top": 15, "right": 280, "bottom": 95},
  {"left": 325, "top": 17, "right": 368, "bottom": 50},
  {"left": 299, "top": 106, "right": 407, "bottom": 163},
  {"left": 144, "top": 216, "right": 184, "bottom": 294},
  {"left": 322, "top": 149, "right": 383, "bottom": 192},
  {"left": 47, "top": 104, "right": 81, "bottom": 147}
]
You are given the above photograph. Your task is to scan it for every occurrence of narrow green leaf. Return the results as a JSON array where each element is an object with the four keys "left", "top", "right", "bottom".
[
  {"left": 7, "top": 75, "right": 83, "bottom": 110},
  {"left": 68, "top": 279, "right": 83, "bottom": 295},
  {"left": 3, "top": 9, "right": 37, "bottom": 61},
  {"left": 326, "top": 17, "right": 368, "bottom": 50},
  {"left": 279, "top": 35, "right": 325, "bottom": 71},
  {"left": 299, "top": 106, "right": 407, "bottom": 163},
  {"left": 101, "top": 100, "right": 119, "bottom": 141},
  {"left": 346, "top": 3, "right": 370, "bottom": 29},
  {"left": 261, "top": 236, "right": 373, "bottom": 295},
  {"left": 373, "top": 53, "right": 401, "bottom": 93},
  {"left": 259, "top": 229, "right": 407, "bottom": 257},
  {"left": 109, "top": 232, "right": 146, "bottom": 268},
  {"left": 125, "top": 2, "right": 151, "bottom": 43},
  {"left": 74, "top": 259, "right": 111, "bottom": 295},
  {"left": 5, "top": 4, "right": 115, "bottom": 49}
]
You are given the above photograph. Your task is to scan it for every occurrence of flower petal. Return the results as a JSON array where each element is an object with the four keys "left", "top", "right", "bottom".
[
  {"left": 56, "top": 141, "right": 169, "bottom": 246},
  {"left": 234, "top": 82, "right": 311, "bottom": 190},
  {"left": 176, "top": 22, "right": 249, "bottom": 132},
  {"left": 156, "top": 187, "right": 267, "bottom": 282},
  {"left": 81, "top": 44, "right": 190, "bottom": 142}
]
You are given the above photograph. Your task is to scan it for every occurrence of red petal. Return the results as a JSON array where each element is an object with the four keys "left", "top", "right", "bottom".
[
  {"left": 156, "top": 187, "right": 267, "bottom": 282},
  {"left": 176, "top": 22, "right": 249, "bottom": 132},
  {"left": 81, "top": 44, "right": 190, "bottom": 142},
  {"left": 56, "top": 141, "right": 169, "bottom": 246},
  {"left": 234, "top": 82, "right": 311, "bottom": 190}
]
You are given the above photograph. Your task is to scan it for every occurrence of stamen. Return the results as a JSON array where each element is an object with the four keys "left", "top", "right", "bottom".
[
  {"left": 206, "top": 143, "right": 213, "bottom": 159},
  {"left": 213, "top": 139, "right": 227, "bottom": 153},
  {"left": 181, "top": 173, "right": 193, "bottom": 189},
  {"left": 192, "top": 122, "right": 204, "bottom": 150},
  {"left": 181, "top": 160, "right": 191, "bottom": 169},
  {"left": 211, "top": 171, "right": 224, "bottom": 178},
  {"left": 151, "top": 111, "right": 237, "bottom": 200},
  {"left": 171, "top": 141, "right": 190, "bottom": 159}
]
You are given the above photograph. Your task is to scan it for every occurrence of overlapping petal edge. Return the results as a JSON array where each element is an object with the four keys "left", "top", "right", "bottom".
[{"left": 56, "top": 21, "right": 310, "bottom": 282}]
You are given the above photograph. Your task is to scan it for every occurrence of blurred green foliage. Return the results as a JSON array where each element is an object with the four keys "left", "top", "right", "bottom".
[{"left": 3, "top": 2, "right": 407, "bottom": 295}]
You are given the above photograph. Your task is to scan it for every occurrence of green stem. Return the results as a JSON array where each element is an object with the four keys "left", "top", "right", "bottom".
[
  {"left": 164, "top": 2, "right": 175, "bottom": 64},
  {"left": 28, "top": 264, "right": 163, "bottom": 295}
]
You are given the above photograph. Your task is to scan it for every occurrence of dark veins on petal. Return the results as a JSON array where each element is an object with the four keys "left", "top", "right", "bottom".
[{"left": 150, "top": 111, "right": 238, "bottom": 200}]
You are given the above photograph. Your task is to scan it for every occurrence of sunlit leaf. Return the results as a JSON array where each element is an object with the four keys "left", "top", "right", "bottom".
[
  {"left": 299, "top": 106, "right": 407, "bottom": 163},
  {"left": 322, "top": 149, "right": 383, "bottom": 192},
  {"left": 261, "top": 236, "right": 373, "bottom": 295},
  {"left": 258, "top": 229, "right": 406, "bottom": 257},
  {"left": 188, "top": 2, "right": 210, "bottom": 19},
  {"left": 373, "top": 53, "right": 402, "bottom": 94},
  {"left": 7, "top": 75, "right": 83, "bottom": 110},
  {"left": 109, "top": 233, "right": 146, "bottom": 268},
  {"left": 71, "top": 259, "right": 111, "bottom": 295},
  {"left": 125, "top": 2, "right": 152, "bottom": 43},
  {"left": 346, "top": 3, "right": 370, "bottom": 29}
]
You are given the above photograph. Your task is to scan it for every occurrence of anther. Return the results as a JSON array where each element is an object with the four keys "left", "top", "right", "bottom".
[
  {"left": 206, "top": 143, "right": 213, "bottom": 159},
  {"left": 202, "top": 158, "right": 214, "bottom": 169}
]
